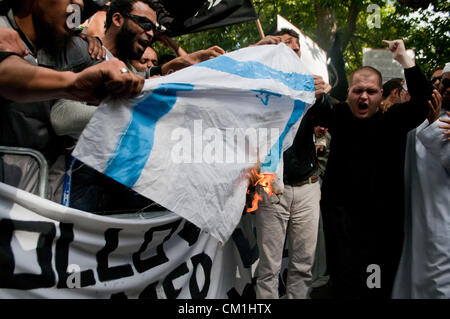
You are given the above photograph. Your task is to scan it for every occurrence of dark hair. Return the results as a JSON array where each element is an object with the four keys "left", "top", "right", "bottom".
[
  {"left": 105, "top": 0, "right": 155, "bottom": 30},
  {"left": 272, "top": 28, "right": 299, "bottom": 39},
  {"left": 382, "top": 78, "right": 404, "bottom": 98},
  {"left": 349, "top": 66, "right": 383, "bottom": 88}
]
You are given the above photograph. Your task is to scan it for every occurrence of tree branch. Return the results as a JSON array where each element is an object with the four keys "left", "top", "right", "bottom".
[
  {"left": 341, "top": 0, "right": 363, "bottom": 51},
  {"left": 314, "top": 0, "right": 337, "bottom": 50}
]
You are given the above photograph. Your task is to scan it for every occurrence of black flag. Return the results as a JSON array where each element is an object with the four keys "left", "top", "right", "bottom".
[
  {"left": 151, "top": 0, "right": 258, "bottom": 37},
  {"left": 327, "top": 31, "right": 349, "bottom": 103}
]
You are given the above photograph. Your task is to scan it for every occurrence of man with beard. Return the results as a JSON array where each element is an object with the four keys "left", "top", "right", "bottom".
[
  {"left": 102, "top": 0, "right": 153, "bottom": 65},
  {"left": 0, "top": 0, "right": 113, "bottom": 200},
  {"left": 317, "top": 39, "right": 433, "bottom": 298},
  {"left": 392, "top": 63, "right": 450, "bottom": 299},
  {"left": 59, "top": 0, "right": 226, "bottom": 213},
  {"left": 102, "top": 0, "right": 224, "bottom": 76}
]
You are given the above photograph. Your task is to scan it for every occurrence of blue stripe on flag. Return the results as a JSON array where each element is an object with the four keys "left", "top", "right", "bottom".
[
  {"left": 104, "top": 83, "right": 194, "bottom": 188},
  {"left": 195, "top": 56, "right": 315, "bottom": 92},
  {"left": 261, "top": 100, "right": 306, "bottom": 173}
]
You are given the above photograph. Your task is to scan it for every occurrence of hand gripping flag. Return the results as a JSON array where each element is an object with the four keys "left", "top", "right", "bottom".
[{"left": 73, "top": 44, "right": 316, "bottom": 243}]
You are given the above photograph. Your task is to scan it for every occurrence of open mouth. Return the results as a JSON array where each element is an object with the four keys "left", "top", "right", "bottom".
[{"left": 358, "top": 102, "right": 369, "bottom": 110}]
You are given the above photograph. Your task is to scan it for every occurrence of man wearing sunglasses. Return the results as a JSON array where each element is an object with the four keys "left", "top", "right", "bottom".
[
  {"left": 102, "top": 0, "right": 225, "bottom": 76},
  {"left": 102, "top": 0, "right": 156, "bottom": 66},
  {"left": 66, "top": 0, "right": 226, "bottom": 213}
]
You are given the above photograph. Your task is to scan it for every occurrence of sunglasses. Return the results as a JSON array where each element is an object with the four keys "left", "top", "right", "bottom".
[
  {"left": 442, "top": 78, "right": 450, "bottom": 88},
  {"left": 122, "top": 13, "right": 159, "bottom": 33}
]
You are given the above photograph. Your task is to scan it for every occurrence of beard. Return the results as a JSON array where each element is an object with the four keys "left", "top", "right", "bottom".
[
  {"left": 115, "top": 21, "right": 144, "bottom": 62},
  {"left": 32, "top": 7, "right": 71, "bottom": 52}
]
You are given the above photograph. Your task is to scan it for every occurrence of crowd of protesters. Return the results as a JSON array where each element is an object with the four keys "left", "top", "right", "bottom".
[{"left": 0, "top": 0, "right": 448, "bottom": 300}]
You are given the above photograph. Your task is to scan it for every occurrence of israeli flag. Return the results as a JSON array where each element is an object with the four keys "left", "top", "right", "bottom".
[{"left": 73, "top": 43, "right": 316, "bottom": 243}]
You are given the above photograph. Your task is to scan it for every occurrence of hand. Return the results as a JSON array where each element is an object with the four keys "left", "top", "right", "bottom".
[
  {"left": 313, "top": 75, "right": 326, "bottom": 99},
  {"left": 324, "top": 83, "right": 332, "bottom": 94},
  {"left": 382, "top": 39, "right": 415, "bottom": 68},
  {"left": 189, "top": 46, "right": 225, "bottom": 62},
  {"left": 156, "top": 34, "right": 188, "bottom": 56},
  {"left": 427, "top": 89, "right": 442, "bottom": 124},
  {"left": 314, "top": 126, "right": 328, "bottom": 138},
  {"left": 439, "top": 111, "right": 450, "bottom": 141},
  {"left": 70, "top": 58, "right": 145, "bottom": 105},
  {"left": 315, "top": 145, "right": 324, "bottom": 155},
  {"left": 79, "top": 33, "right": 106, "bottom": 60},
  {"left": 161, "top": 46, "right": 225, "bottom": 74},
  {"left": 380, "top": 100, "right": 394, "bottom": 113},
  {"left": 252, "top": 36, "right": 282, "bottom": 46},
  {"left": 158, "top": 34, "right": 175, "bottom": 48},
  {"left": 0, "top": 27, "right": 28, "bottom": 56}
]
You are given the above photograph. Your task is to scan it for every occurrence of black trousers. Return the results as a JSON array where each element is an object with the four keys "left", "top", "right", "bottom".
[{"left": 321, "top": 201, "right": 404, "bottom": 299}]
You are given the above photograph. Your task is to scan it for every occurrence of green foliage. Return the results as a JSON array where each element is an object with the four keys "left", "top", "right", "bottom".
[{"left": 160, "top": 0, "right": 449, "bottom": 77}]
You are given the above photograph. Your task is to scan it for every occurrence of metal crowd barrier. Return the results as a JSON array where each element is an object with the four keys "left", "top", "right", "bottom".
[{"left": 0, "top": 146, "right": 49, "bottom": 199}]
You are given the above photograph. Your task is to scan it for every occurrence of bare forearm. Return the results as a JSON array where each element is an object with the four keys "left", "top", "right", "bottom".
[
  {"left": 397, "top": 53, "right": 415, "bottom": 69},
  {"left": 161, "top": 56, "right": 191, "bottom": 75},
  {"left": 175, "top": 46, "right": 188, "bottom": 57},
  {"left": 0, "top": 55, "right": 77, "bottom": 102},
  {"left": 164, "top": 36, "right": 188, "bottom": 57}
]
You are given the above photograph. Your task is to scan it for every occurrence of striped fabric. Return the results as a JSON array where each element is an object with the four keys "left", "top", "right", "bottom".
[{"left": 73, "top": 43, "right": 316, "bottom": 243}]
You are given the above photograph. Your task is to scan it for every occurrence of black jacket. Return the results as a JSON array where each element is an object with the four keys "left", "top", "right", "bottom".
[
  {"left": 317, "top": 65, "right": 433, "bottom": 297},
  {"left": 283, "top": 94, "right": 334, "bottom": 185},
  {"left": 320, "top": 66, "right": 432, "bottom": 210}
]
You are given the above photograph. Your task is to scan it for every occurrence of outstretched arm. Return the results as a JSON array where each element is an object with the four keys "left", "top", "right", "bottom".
[
  {"left": 382, "top": 39, "right": 433, "bottom": 131},
  {"left": 0, "top": 56, "right": 144, "bottom": 104},
  {"left": 158, "top": 34, "right": 188, "bottom": 57},
  {"left": 160, "top": 46, "right": 225, "bottom": 75}
]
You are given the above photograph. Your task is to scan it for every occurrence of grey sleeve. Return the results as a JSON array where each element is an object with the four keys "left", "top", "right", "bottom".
[
  {"left": 67, "top": 36, "right": 104, "bottom": 72},
  {"left": 50, "top": 99, "right": 97, "bottom": 140}
]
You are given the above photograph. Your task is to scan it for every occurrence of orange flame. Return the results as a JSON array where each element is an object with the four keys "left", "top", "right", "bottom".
[
  {"left": 247, "top": 192, "right": 263, "bottom": 213},
  {"left": 246, "top": 169, "right": 276, "bottom": 213},
  {"left": 255, "top": 171, "right": 275, "bottom": 197}
]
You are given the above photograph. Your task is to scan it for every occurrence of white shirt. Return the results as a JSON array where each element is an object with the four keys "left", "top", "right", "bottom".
[{"left": 393, "top": 111, "right": 450, "bottom": 299}]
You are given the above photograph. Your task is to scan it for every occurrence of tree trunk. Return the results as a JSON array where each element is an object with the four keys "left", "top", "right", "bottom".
[
  {"left": 341, "top": 0, "right": 363, "bottom": 52},
  {"left": 314, "top": 1, "right": 337, "bottom": 50}
]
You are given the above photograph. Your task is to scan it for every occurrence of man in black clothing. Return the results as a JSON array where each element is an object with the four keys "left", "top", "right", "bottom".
[{"left": 319, "top": 39, "right": 433, "bottom": 298}]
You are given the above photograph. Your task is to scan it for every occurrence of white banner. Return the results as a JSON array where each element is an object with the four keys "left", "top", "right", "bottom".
[
  {"left": 0, "top": 182, "right": 256, "bottom": 299},
  {"left": 363, "top": 48, "right": 415, "bottom": 84},
  {"left": 277, "top": 14, "right": 329, "bottom": 83},
  {"left": 73, "top": 44, "right": 315, "bottom": 243}
]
